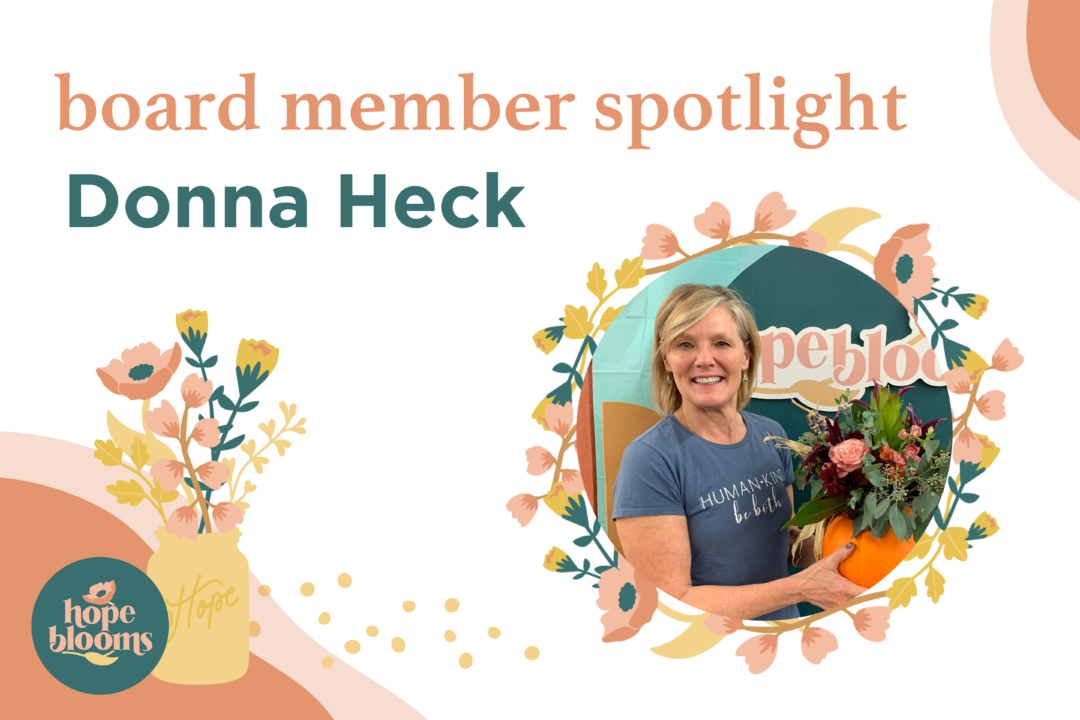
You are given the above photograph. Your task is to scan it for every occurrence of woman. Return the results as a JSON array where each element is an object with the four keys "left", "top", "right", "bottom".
[{"left": 612, "top": 284, "right": 865, "bottom": 620}]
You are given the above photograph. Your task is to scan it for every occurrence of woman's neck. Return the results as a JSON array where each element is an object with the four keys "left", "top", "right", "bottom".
[{"left": 674, "top": 403, "right": 746, "bottom": 444}]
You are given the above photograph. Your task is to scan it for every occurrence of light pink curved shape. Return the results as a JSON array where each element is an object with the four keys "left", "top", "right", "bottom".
[
  {"left": 0, "top": 432, "right": 425, "bottom": 720},
  {"left": 991, "top": 0, "right": 1080, "bottom": 200}
]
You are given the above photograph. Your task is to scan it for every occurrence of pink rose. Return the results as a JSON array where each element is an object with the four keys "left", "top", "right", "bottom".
[{"left": 828, "top": 438, "right": 869, "bottom": 477}]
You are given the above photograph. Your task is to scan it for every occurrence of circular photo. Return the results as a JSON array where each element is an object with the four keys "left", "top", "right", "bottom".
[{"left": 576, "top": 245, "right": 952, "bottom": 619}]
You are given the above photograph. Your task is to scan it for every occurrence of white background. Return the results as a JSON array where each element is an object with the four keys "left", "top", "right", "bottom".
[{"left": 2, "top": 1, "right": 1074, "bottom": 717}]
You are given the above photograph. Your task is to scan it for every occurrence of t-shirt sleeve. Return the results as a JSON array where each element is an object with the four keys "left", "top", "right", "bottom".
[{"left": 611, "top": 441, "right": 685, "bottom": 519}]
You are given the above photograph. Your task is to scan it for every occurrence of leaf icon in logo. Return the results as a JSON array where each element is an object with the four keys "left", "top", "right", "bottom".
[{"left": 62, "top": 651, "right": 118, "bottom": 666}]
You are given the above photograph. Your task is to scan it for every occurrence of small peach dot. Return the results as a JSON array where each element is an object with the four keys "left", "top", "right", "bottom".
[
  {"left": 338, "top": 573, "right": 352, "bottom": 588},
  {"left": 249, "top": 621, "right": 261, "bottom": 637},
  {"left": 403, "top": 601, "right": 416, "bottom": 612},
  {"left": 459, "top": 653, "right": 473, "bottom": 669},
  {"left": 391, "top": 637, "right": 406, "bottom": 653},
  {"left": 525, "top": 646, "right": 540, "bottom": 660},
  {"left": 300, "top": 582, "right": 315, "bottom": 597},
  {"left": 488, "top": 627, "right": 501, "bottom": 639},
  {"left": 345, "top": 640, "right": 360, "bottom": 654},
  {"left": 366, "top": 625, "right": 379, "bottom": 637},
  {"left": 444, "top": 630, "right": 456, "bottom": 642},
  {"left": 445, "top": 598, "right": 460, "bottom": 613},
  {"left": 319, "top": 612, "right": 331, "bottom": 625},
  {"left": 322, "top": 657, "right": 334, "bottom": 669},
  {"left": 258, "top": 585, "right": 271, "bottom": 597}
]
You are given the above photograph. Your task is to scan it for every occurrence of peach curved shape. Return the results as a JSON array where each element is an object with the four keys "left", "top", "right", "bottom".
[
  {"left": 0, "top": 432, "right": 425, "bottom": 720},
  {"left": 1027, "top": 1, "right": 1080, "bottom": 142},
  {"left": 991, "top": 0, "right": 1080, "bottom": 199}
]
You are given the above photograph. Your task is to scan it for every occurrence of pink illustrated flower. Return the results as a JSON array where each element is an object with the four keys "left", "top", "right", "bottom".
[
  {"left": 754, "top": 192, "right": 796, "bottom": 232},
  {"left": 507, "top": 494, "right": 539, "bottom": 527},
  {"left": 167, "top": 506, "right": 199, "bottom": 540},
  {"left": 789, "top": 230, "right": 827, "bottom": 252},
  {"left": 596, "top": 560, "right": 659, "bottom": 643},
  {"left": 801, "top": 626, "right": 838, "bottom": 664},
  {"left": 976, "top": 390, "right": 1006, "bottom": 421},
  {"left": 82, "top": 581, "right": 116, "bottom": 605},
  {"left": 545, "top": 401, "right": 574, "bottom": 437},
  {"left": 943, "top": 367, "right": 973, "bottom": 394},
  {"left": 525, "top": 447, "right": 555, "bottom": 476},
  {"left": 196, "top": 461, "right": 229, "bottom": 490},
  {"left": 829, "top": 438, "right": 869, "bottom": 477},
  {"left": 641, "top": 224, "right": 681, "bottom": 260},
  {"left": 873, "top": 224, "right": 936, "bottom": 314},
  {"left": 703, "top": 614, "right": 741, "bottom": 637},
  {"left": 735, "top": 634, "right": 779, "bottom": 674},
  {"left": 145, "top": 400, "right": 181, "bottom": 438},
  {"left": 181, "top": 373, "right": 214, "bottom": 408},
  {"left": 852, "top": 606, "right": 891, "bottom": 642},
  {"left": 97, "top": 342, "right": 182, "bottom": 401},
  {"left": 694, "top": 202, "right": 732, "bottom": 239},
  {"left": 150, "top": 459, "right": 186, "bottom": 492},
  {"left": 953, "top": 428, "right": 982, "bottom": 464},
  {"left": 213, "top": 502, "right": 244, "bottom": 532},
  {"left": 991, "top": 339, "right": 1024, "bottom": 372},
  {"left": 560, "top": 469, "right": 584, "bottom": 496},
  {"left": 191, "top": 418, "right": 221, "bottom": 448}
]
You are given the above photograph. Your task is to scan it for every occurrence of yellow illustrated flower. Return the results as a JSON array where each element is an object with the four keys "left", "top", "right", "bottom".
[
  {"left": 176, "top": 309, "right": 209, "bottom": 337},
  {"left": 532, "top": 328, "right": 560, "bottom": 355},
  {"left": 543, "top": 546, "right": 569, "bottom": 572},
  {"left": 958, "top": 349, "right": 989, "bottom": 383},
  {"left": 962, "top": 294, "right": 989, "bottom": 320},
  {"left": 237, "top": 339, "right": 279, "bottom": 376},
  {"left": 532, "top": 396, "right": 554, "bottom": 431},
  {"left": 543, "top": 485, "right": 575, "bottom": 517},
  {"left": 974, "top": 432, "right": 1000, "bottom": 472},
  {"left": 970, "top": 511, "right": 999, "bottom": 539}
]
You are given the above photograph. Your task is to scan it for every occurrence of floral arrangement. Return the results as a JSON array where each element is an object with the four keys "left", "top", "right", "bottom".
[
  {"left": 94, "top": 310, "right": 305, "bottom": 537},
  {"left": 780, "top": 382, "right": 951, "bottom": 544}
]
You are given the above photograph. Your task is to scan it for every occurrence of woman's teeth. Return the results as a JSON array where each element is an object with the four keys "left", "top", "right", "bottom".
[{"left": 692, "top": 377, "right": 722, "bottom": 385}]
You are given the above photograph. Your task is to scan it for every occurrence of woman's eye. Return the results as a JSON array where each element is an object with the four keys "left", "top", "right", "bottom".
[
  {"left": 679, "top": 342, "right": 692, "bottom": 349},
  {"left": 716, "top": 341, "right": 729, "bottom": 348}
]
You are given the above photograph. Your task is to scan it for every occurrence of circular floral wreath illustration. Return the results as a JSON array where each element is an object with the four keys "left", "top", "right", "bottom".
[{"left": 508, "top": 193, "right": 1018, "bottom": 671}]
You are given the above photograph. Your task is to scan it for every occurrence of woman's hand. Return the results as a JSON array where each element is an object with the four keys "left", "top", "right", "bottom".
[{"left": 796, "top": 542, "right": 867, "bottom": 609}]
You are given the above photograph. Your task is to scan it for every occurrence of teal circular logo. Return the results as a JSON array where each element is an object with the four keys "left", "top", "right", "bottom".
[{"left": 31, "top": 557, "right": 168, "bottom": 694}]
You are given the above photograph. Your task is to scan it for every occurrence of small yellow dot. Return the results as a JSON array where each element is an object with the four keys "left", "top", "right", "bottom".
[
  {"left": 300, "top": 582, "right": 315, "bottom": 597},
  {"left": 366, "top": 625, "right": 379, "bottom": 637},
  {"left": 459, "top": 653, "right": 473, "bottom": 669},
  {"left": 488, "top": 627, "right": 501, "bottom": 639},
  {"left": 319, "top": 612, "right": 331, "bottom": 625},
  {"left": 345, "top": 640, "right": 360, "bottom": 654},
  {"left": 444, "top": 630, "right": 456, "bottom": 642},
  {"left": 445, "top": 598, "right": 460, "bottom": 613},
  {"left": 249, "top": 621, "right": 261, "bottom": 637},
  {"left": 391, "top": 637, "right": 406, "bottom": 653},
  {"left": 338, "top": 573, "right": 352, "bottom": 588},
  {"left": 322, "top": 657, "right": 334, "bottom": 669},
  {"left": 403, "top": 601, "right": 416, "bottom": 612},
  {"left": 525, "top": 646, "right": 540, "bottom": 660},
  {"left": 258, "top": 585, "right": 271, "bottom": 597}
]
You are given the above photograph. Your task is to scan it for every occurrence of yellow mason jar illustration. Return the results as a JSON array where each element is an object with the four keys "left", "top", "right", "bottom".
[{"left": 146, "top": 527, "right": 249, "bottom": 684}]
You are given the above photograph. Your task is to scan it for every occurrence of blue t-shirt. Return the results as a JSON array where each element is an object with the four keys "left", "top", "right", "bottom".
[{"left": 611, "top": 411, "right": 798, "bottom": 620}]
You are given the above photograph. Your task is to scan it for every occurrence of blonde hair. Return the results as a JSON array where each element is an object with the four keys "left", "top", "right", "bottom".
[{"left": 651, "top": 284, "right": 761, "bottom": 415}]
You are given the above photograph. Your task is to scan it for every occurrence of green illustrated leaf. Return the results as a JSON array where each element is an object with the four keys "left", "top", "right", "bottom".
[
  {"left": 203, "top": 355, "right": 218, "bottom": 367},
  {"left": 106, "top": 479, "right": 146, "bottom": 507},
  {"left": 216, "top": 393, "right": 237, "bottom": 411}
]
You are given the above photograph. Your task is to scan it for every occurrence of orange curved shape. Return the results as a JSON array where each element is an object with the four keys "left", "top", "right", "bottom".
[
  {"left": 1028, "top": 0, "right": 1080, "bottom": 142},
  {"left": 1, "top": 477, "right": 330, "bottom": 718}
]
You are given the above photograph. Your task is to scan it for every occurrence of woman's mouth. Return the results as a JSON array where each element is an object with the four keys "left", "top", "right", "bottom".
[{"left": 692, "top": 376, "right": 723, "bottom": 385}]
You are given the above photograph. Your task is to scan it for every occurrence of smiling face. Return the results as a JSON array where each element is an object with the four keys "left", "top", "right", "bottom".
[{"left": 662, "top": 306, "right": 750, "bottom": 416}]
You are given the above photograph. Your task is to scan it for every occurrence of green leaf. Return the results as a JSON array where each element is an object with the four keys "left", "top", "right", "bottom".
[
  {"left": 871, "top": 513, "right": 890, "bottom": 539},
  {"left": 863, "top": 493, "right": 877, "bottom": 519},
  {"left": 217, "top": 393, "right": 237, "bottom": 411},
  {"left": 219, "top": 435, "right": 245, "bottom": 452},
  {"left": 959, "top": 492, "right": 979, "bottom": 503},
  {"left": 783, "top": 495, "right": 847, "bottom": 528},
  {"left": 186, "top": 357, "right": 201, "bottom": 368},
  {"left": 582, "top": 558, "right": 591, "bottom": 573},
  {"left": 939, "top": 319, "right": 959, "bottom": 332},
  {"left": 851, "top": 510, "right": 872, "bottom": 536},
  {"left": 203, "top": 355, "right": 218, "bottom": 368},
  {"left": 573, "top": 535, "right": 592, "bottom": 547},
  {"left": 948, "top": 476, "right": 959, "bottom": 495},
  {"left": 239, "top": 401, "right": 259, "bottom": 412},
  {"left": 889, "top": 504, "right": 909, "bottom": 540},
  {"left": 913, "top": 491, "right": 939, "bottom": 519}
]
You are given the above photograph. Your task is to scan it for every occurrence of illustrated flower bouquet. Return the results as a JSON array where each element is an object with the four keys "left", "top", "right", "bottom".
[
  {"left": 776, "top": 382, "right": 950, "bottom": 588},
  {"left": 94, "top": 310, "right": 305, "bottom": 684}
]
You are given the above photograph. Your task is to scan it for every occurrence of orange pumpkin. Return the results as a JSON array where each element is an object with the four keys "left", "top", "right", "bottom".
[{"left": 821, "top": 511, "right": 915, "bottom": 589}]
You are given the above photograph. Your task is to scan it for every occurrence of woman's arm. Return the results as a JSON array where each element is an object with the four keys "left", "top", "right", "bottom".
[{"left": 615, "top": 514, "right": 866, "bottom": 619}]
